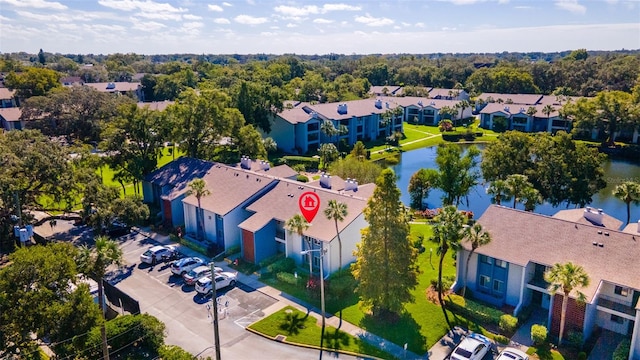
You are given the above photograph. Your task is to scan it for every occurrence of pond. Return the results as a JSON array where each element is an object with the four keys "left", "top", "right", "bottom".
[{"left": 390, "top": 144, "right": 640, "bottom": 225}]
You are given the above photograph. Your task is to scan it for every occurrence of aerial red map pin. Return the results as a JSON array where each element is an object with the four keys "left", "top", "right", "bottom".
[{"left": 299, "top": 191, "right": 320, "bottom": 223}]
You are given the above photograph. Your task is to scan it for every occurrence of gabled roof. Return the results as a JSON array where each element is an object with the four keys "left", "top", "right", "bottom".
[
  {"left": 85, "top": 82, "right": 140, "bottom": 93},
  {"left": 428, "top": 88, "right": 465, "bottom": 98},
  {"left": 537, "top": 95, "right": 583, "bottom": 106},
  {"left": 369, "top": 85, "right": 403, "bottom": 96},
  {"left": 277, "top": 98, "right": 402, "bottom": 124},
  {"left": 182, "top": 165, "right": 276, "bottom": 216},
  {"left": 553, "top": 208, "right": 623, "bottom": 230},
  {"left": 474, "top": 205, "right": 640, "bottom": 302},
  {"left": 477, "top": 93, "right": 543, "bottom": 105},
  {"left": 144, "top": 157, "right": 214, "bottom": 190},
  {"left": 387, "top": 96, "right": 461, "bottom": 110},
  {"left": 240, "top": 180, "right": 371, "bottom": 241},
  {"left": 137, "top": 101, "right": 174, "bottom": 111},
  {"left": 0, "top": 107, "right": 22, "bottom": 121},
  {"left": 479, "top": 102, "right": 561, "bottom": 117},
  {"left": 0, "top": 88, "right": 15, "bottom": 100}
]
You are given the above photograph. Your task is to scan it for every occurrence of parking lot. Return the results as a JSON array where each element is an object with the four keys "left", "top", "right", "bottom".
[{"left": 110, "top": 232, "right": 330, "bottom": 359}]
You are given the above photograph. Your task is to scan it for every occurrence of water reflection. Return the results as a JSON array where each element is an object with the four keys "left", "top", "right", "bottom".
[{"left": 390, "top": 144, "right": 640, "bottom": 225}]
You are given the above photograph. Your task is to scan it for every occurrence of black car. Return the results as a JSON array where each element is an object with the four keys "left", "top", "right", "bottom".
[{"left": 103, "top": 221, "right": 131, "bottom": 238}]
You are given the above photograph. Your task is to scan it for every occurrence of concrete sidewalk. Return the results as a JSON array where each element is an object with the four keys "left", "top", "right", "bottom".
[{"left": 134, "top": 227, "right": 458, "bottom": 360}]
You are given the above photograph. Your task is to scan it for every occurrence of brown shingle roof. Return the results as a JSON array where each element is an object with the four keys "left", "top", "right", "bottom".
[
  {"left": 388, "top": 96, "right": 461, "bottom": 109},
  {"left": 475, "top": 205, "right": 640, "bottom": 302},
  {"left": 477, "top": 93, "right": 543, "bottom": 105},
  {"left": 0, "top": 88, "right": 15, "bottom": 100},
  {"left": 479, "top": 102, "right": 561, "bottom": 117},
  {"left": 369, "top": 85, "right": 403, "bottom": 96},
  {"left": 0, "top": 107, "right": 22, "bottom": 121},
  {"left": 553, "top": 208, "right": 623, "bottom": 230},
  {"left": 241, "top": 180, "right": 371, "bottom": 241},
  {"left": 85, "top": 82, "right": 140, "bottom": 93},
  {"left": 277, "top": 98, "right": 402, "bottom": 124},
  {"left": 182, "top": 165, "right": 276, "bottom": 216}
]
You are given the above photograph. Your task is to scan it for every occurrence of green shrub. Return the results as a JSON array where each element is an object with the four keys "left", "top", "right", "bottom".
[
  {"left": 494, "top": 335, "right": 510, "bottom": 345},
  {"left": 613, "top": 338, "right": 631, "bottom": 360},
  {"left": 531, "top": 324, "right": 548, "bottom": 345},
  {"left": 567, "top": 330, "right": 584, "bottom": 349},
  {"left": 259, "top": 253, "right": 285, "bottom": 268},
  {"left": 84, "top": 314, "right": 165, "bottom": 359},
  {"left": 577, "top": 352, "right": 587, "bottom": 360},
  {"left": 282, "top": 156, "right": 319, "bottom": 170},
  {"left": 276, "top": 272, "right": 300, "bottom": 286},
  {"left": 296, "top": 174, "right": 309, "bottom": 182},
  {"left": 446, "top": 294, "right": 506, "bottom": 325},
  {"left": 328, "top": 273, "right": 357, "bottom": 299},
  {"left": 267, "top": 257, "right": 296, "bottom": 274},
  {"left": 291, "top": 164, "right": 306, "bottom": 173},
  {"left": 226, "top": 245, "right": 240, "bottom": 255},
  {"left": 499, "top": 314, "right": 518, "bottom": 335},
  {"left": 430, "top": 275, "right": 455, "bottom": 291}
]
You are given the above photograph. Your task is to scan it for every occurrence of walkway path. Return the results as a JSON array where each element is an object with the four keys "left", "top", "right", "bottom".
[{"left": 135, "top": 227, "right": 461, "bottom": 360}]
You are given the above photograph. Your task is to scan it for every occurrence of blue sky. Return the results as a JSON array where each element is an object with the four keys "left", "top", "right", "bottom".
[{"left": 1, "top": 0, "right": 639, "bottom": 55}]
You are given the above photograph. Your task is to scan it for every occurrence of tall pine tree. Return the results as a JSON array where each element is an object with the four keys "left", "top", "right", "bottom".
[{"left": 352, "top": 168, "right": 419, "bottom": 318}]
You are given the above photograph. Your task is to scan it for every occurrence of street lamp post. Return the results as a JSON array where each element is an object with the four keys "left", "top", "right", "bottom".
[
  {"left": 301, "top": 246, "right": 327, "bottom": 360},
  {"left": 210, "top": 262, "right": 221, "bottom": 360}
]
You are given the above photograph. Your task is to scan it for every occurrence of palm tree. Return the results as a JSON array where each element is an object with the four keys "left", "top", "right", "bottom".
[
  {"left": 186, "top": 178, "right": 211, "bottom": 241},
  {"left": 521, "top": 187, "right": 543, "bottom": 212},
  {"left": 456, "top": 99, "right": 471, "bottom": 126},
  {"left": 486, "top": 180, "right": 511, "bottom": 206},
  {"left": 542, "top": 105, "right": 555, "bottom": 132},
  {"left": 526, "top": 106, "right": 538, "bottom": 131},
  {"left": 461, "top": 223, "right": 491, "bottom": 298},
  {"left": 430, "top": 205, "right": 466, "bottom": 331},
  {"left": 321, "top": 120, "right": 339, "bottom": 144},
  {"left": 324, "top": 200, "right": 348, "bottom": 273},
  {"left": 77, "top": 235, "right": 124, "bottom": 360},
  {"left": 544, "top": 262, "right": 590, "bottom": 345},
  {"left": 505, "top": 174, "right": 532, "bottom": 209},
  {"left": 286, "top": 214, "right": 311, "bottom": 275},
  {"left": 613, "top": 181, "right": 640, "bottom": 224}
]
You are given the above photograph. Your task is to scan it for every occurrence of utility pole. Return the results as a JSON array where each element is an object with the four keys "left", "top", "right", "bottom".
[{"left": 210, "top": 262, "right": 221, "bottom": 360}]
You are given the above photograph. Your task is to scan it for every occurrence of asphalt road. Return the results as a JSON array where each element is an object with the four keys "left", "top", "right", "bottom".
[{"left": 112, "top": 232, "right": 358, "bottom": 360}]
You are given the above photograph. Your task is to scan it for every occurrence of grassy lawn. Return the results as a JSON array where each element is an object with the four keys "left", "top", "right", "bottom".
[
  {"left": 248, "top": 306, "right": 395, "bottom": 360},
  {"left": 264, "top": 223, "right": 464, "bottom": 355}
]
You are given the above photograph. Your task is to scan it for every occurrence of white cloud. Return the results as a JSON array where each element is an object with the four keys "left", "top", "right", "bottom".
[
  {"left": 274, "top": 3, "right": 361, "bottom": 17},
  {"left": 183, "top": 14, "right": 202, "bottom": 20},
  {"left": 313, "top": 18, "right": 334, "bottom": 24},
  {"left": 222, "top": 2, "right": 232, "bottom": 6},
  {"left": 234, "top": 14, "right": 268, "bottom": 25},
  {"left": 514, "top": 5, "right": 532, "bottom": 9},
  {"left": 131, "top": 20, "right": 166, "bottom": 31},
  {"left": 0, "top": 0, "right": 66, "bottom": 10},
  {"left": 442, "top": 26, "right": 457, "bottom": 31},
  {"left": 0, "top": 14, "right": 12, "bottom": 21},
  {"left": 415, "top": 22, "right": 425, "bottom": 28},
  {"left": 213, "top": 17, "right": 230, "bottom": 24},
  {"left": 98, "top": 0, "right": 186, "bottom": 13},
  {"left": 354, "top": 14, "right": 394, "bottom": 27},
  {"left": 286, "top": 23, "right": 298, "bottom": 28},
  {"left": 208, "top": 4, "right": 223, "bottom": 11},
  {"left": 135, "top": 11, "right": 181, "bottom": 20},
  {"left": 554, "top": 0, "right": 586, "bottom": 14},
  {"left": 322, "top": 3, "right": 361, "bottom": 11},
  {"left": 15, "top": 10, "right": 68, "bottom": 22}
]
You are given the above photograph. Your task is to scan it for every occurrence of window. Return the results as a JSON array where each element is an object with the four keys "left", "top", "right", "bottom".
[
  {"left": 493, "top": 280, "right": 504, "bottom": 293},
  {"left": 611, "top": 314, "right": 624, "bottom": 324},
  {"left": 614, "top": 286, "right": 629, "bottom": 296},
  {"left": 479, "top": 255, "right": 492, "bottom": 265},
  {"left": 479, "top": 275, "right": 490, "bottom": 288},
  {"left": 307, "top": 122, "right": 319, "bottom": 131},
  {"left": 495, "top": 259, "right": 507, "bottom": 268}
]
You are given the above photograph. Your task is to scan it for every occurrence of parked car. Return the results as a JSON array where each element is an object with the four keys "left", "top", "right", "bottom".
[
  {"left": 140, "top": 245, "right": 178, "bottom": 265},
  {"left": 103, "top": 220, "right": 131, "bottom": 238},
  {"left": 496, "top": 347, "right": 528, "bottom": 360},
  {"left": 183, "top": 265, "right": 222, "bottom": 286},
  {"left": 195, "top": 272, "right": 238, "bottom": 295},
  {"left": 171, "top": 257, "right": 206, "bottom": 276},
  {"left": 450, "top": 332, "right": 492, "bottom": 360}
]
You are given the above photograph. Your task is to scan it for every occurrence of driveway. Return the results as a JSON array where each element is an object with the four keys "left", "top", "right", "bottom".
[{"left": 112, "top": 232, "right": 354, "bottom": 359}]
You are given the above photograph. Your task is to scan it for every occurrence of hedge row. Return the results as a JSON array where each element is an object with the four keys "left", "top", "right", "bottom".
[
  {"left": 282, "top": 156, "right": 319, "bottom": 170},
  {"left": 446, "top": 294, "right": 506, "bottom": 325}
]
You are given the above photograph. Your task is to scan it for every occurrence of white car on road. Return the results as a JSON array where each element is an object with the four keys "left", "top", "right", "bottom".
[
  {"left": 140, "top": 245, "right": 178, "bottom": 265},
  {"left": 450, "top": 332, "right": 493, "bottom": 360},
  {"left": 195, "top": 272, "right": 238, "bottom": 295},
  {"left": 496, "top": 347, "right": 528, "bottom": 360},
  {"left": 171, "top": 257, "right": 206, "bottom": 276}
]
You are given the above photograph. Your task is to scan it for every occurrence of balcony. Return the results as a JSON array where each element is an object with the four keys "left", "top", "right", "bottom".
[
  {"left": 528, "top": 276, "right": 550, "bottom": 290},
  {"left": 597, "top": 297, "right": 636, "bottom": 317}
]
